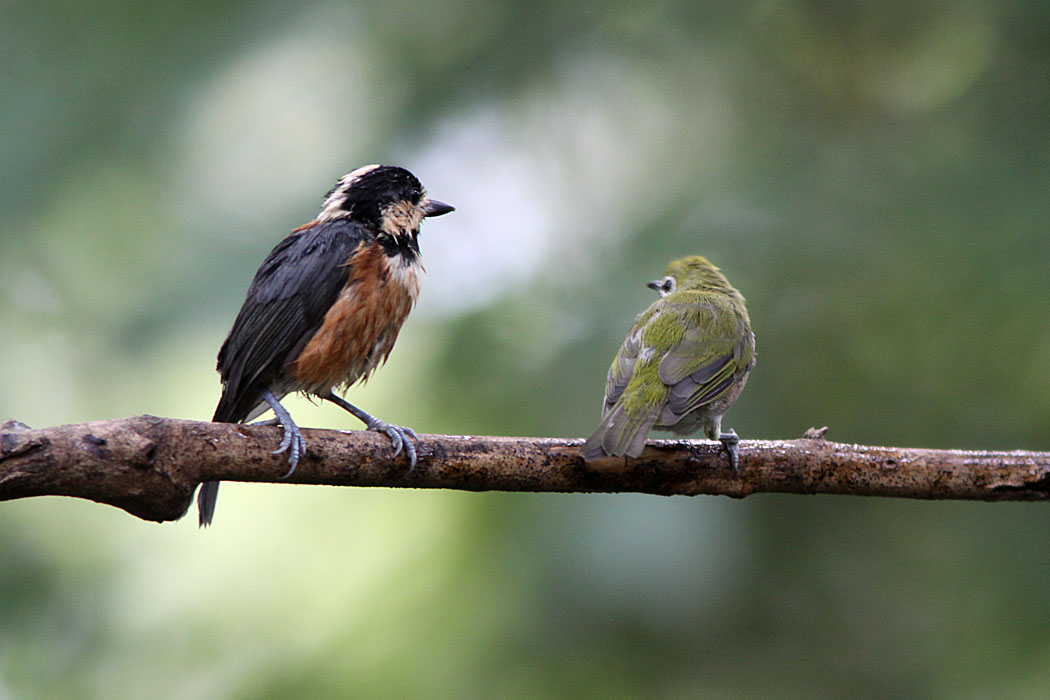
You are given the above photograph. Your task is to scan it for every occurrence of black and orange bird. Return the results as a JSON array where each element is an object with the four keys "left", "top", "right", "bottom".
[{"left": 199, "top": 165, "right": 454, "bottom": 527}]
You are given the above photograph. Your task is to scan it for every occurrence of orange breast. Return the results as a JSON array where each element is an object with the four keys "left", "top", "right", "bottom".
[{"left": 292, "top": 241, "right": 421, "bottom": 393}]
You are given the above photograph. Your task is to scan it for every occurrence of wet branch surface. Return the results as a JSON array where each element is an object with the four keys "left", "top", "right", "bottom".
[{"left": 1, "top": 417, "right": 1049, "bottom": 523}]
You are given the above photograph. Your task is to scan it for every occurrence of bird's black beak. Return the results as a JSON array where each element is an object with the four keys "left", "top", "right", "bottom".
[
  {"left": 645, "top": 279, "right": 663, "bottom": 291},
  {"left": 424, "top": 199, "right": 455, "bottom": 217}
]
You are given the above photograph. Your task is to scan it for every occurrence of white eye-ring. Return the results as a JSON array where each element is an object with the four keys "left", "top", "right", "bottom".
[{"left": 648, "top": 276, "right": 676, "bottom": 297}]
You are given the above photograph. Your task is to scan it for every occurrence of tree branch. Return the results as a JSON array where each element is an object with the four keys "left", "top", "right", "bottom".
[{"left": 1, "top": 417, "right": 1048, "bottom": 523}]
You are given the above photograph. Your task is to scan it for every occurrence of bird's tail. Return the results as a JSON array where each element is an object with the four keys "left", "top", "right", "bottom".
[
  {"left": 212, "top": 388, "right": 246, "bottom": 424},
  {"left": 580, "top": 403, "right": 658, "bottom": 461},
  {"left": 199, "top": 396, "right": 241, "bottom": 528},
  {"left": 197, "top": 480, "right": 220, "bottom": 527}
]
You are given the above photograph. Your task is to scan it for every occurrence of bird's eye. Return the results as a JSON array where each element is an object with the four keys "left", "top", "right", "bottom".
[{"left": 660, "top": 277, "right": 676, "bottom": 296}]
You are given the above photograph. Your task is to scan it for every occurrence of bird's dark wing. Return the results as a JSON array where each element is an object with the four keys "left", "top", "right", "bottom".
[{"left": 213, "top": 219, "right": 369, "bottom": 422}]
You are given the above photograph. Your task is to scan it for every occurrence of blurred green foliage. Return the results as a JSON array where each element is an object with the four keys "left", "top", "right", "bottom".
[{"left": 3, "top": 1, "right": 1050, "bottom": 698}]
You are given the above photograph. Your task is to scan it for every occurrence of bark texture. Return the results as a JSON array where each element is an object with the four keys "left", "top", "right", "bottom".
[{"left": 2, "top": 418, "right": 1048, "bottom": 523}]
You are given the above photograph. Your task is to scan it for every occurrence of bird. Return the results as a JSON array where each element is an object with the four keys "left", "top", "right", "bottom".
[
  {"left": 198, "top": 164, "right": 454, "bottom": 527},
  {"left": 580, "top": 255, "right": 755, "bottom": 468}
]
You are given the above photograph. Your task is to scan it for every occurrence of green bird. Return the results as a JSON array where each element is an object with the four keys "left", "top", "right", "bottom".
[{"left": 581, "top": 255, "right": 755, "bottom": 467}]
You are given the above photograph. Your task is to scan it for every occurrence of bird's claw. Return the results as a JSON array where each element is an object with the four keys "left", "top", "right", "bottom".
[
  {"left": 366, "top": 419, "right": 418, "bottom": 469},
  {"left": 255, "top": 387, "right": 308, "bottom": 479},
  {"left": 272, "top": 423, "right": 307, "bottom": 478},
  {"left": 321, "top": 392, "right": 418, "bottom": 469},
  {"left": 719, "top": 429, "right": 740, "bottom": 471}
]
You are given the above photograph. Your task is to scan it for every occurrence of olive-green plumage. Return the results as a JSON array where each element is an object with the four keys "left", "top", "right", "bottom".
[{"left": 581, "top": 256, "right": 755, "bottom": 463}]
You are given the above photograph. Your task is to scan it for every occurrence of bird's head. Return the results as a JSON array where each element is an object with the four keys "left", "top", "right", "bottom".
[
  {"left": 318, "top": 165, "right": 454, "bottom": 249},
  {"left": 652, "top": 256, "right": 735, "bottom": 294},
  {"left": 646, "top": 275, "right": 677, "bottom": 297}
]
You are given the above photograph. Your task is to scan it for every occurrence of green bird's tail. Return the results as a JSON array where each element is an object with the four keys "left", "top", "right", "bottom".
[{"left": 580, "top": 403, "right": 659, "bottom": 461}]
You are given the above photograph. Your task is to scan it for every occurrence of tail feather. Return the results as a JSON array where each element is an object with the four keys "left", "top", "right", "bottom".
[
  {"left": 200, "top": 392, "right": 240, "bottom": 528},
  {"left": 197, "top": 480, "right": 220, "bottom": 527},
  {"left": 581, "top": 403, "right": 659, "bottom": 461},
  {"left": 212, "top": 389, "right": 246, "bottom": 424}
]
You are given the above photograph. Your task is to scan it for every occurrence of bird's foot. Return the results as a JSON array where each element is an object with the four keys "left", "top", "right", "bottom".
[
  {"left": 272, "top": 421, "right": 307, "bottom": 478},
  {"left": 364, "top": 418, "right": 418, "bottom": 469},
  {"left": 322, "top": 391, "right": 418, "bottom": 469},
  {"left": 259, "top": 387, "right": 306, "bottom": 479},
  {"left": 718, "top": 429, "right": 740, "bottom": 471}
]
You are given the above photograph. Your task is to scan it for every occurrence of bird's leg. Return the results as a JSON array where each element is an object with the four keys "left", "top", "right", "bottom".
[
  {"left": 259, "top": 387, "right": 306, "bottom": 478},
  {"left": 322, "top": 391, "right": 418, "bottom": 469},
  {"left": 718, "top": 429, "right": 740, "bottom": 471}
]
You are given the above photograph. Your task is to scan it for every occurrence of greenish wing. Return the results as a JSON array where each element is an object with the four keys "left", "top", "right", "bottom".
[
  {"left": 602, "top": 324, "right": 644, "bottom": 413},
  {"left": 656, "top": 301, "right": 746, "bottom": 415}
]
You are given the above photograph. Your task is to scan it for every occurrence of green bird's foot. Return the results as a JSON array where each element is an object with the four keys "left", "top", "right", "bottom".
[{"left": 719, "top": 429, "right": 740, "bottom": 471}]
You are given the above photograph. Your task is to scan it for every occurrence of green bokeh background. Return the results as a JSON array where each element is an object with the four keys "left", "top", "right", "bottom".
[{"left": 3, "top": 2, "right": 1050, "bottom": 698}]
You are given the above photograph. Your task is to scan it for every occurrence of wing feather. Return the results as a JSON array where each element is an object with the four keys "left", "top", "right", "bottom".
[
  {"left": 655, "top": 297, "right": 750, "bottom": 419},
  {"left": 213, "top": 219, "right": 368, "bottom": 422},
  {"left": 602, "top": 326, "right": 643, "bottom": 413}
]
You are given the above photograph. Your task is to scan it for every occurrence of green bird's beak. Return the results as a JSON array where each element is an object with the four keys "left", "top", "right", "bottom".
[{"left": 646, "top": 275, "right": 676, "bottom": 296}]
